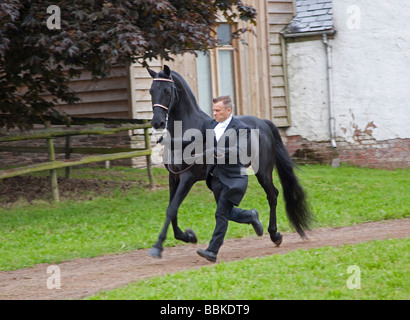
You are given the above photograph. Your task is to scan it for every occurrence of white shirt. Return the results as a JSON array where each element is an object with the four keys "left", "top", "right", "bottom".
[{"left": 214, "top": 115, "right": 232, "bottom": 142}]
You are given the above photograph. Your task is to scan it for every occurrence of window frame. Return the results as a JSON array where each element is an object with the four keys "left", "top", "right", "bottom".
[{"left": 196, "top": 22, "right": 240, "bottom": 116}]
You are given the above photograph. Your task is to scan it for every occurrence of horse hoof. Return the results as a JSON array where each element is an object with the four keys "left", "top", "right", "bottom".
[
  {"left": 271, "top": 232, "right": 283, "bottom": 247},
  {"left": 149, "top": 247, "right": 162, "bottom": 258},
  {"left": 185, "top": 229, "right": 198, "bottom": 244}
]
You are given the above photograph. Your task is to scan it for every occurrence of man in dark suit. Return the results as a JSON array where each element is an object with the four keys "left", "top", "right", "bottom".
[{"left": 197, "top": 96, "right": 263, "bottom": 263}]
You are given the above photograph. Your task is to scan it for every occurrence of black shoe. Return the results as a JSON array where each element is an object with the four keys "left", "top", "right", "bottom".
[
  {"left": 197, "top": 249, "right": 217, "bottom": 263},
  {"left": 250, "top": 209, "right": 264, "bottom": 237}
]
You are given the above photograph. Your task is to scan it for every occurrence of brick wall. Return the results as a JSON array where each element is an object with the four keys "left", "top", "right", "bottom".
[{"left": 283, "top": 130, "right": 410, "bottom": 169}]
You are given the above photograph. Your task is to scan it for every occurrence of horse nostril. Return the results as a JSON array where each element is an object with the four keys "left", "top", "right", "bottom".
[{"left": 153, "top": 121, "right": 165, "bottom": 130}]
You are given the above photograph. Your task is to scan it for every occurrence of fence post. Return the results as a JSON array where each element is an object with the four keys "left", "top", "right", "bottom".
[
  {"left": 45, "top": 121, "right": 60, "bottom": 202},
  {"left": 65, "top": 123, "right": 72, "bottom": 178},
  {"left": 143, "top": 120, "right": 154, "bottom": 187},
  {"left": 64, "top": 136, "right": 72, "bottom": 178}
]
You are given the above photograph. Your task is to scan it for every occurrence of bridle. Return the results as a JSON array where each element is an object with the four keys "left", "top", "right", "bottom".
[{"left": 152, "top": 78, "right": 176, "bottom": 112}]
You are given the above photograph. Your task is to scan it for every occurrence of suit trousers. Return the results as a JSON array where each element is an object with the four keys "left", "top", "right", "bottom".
[{"left": 207, "top": 176, "right": 253, "bottom": 254}]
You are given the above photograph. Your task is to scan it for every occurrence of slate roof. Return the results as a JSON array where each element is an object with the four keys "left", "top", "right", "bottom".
[{"left": 282, "top": 0, "right": 334, "bottom": 35}]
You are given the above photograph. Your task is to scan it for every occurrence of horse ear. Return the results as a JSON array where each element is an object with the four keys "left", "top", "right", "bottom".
[
  {"left": 164, "top": 65, "right": 171, "bottom": 77},
  {"left": 147, "top": 68, "right": 157, "bottom": 79}
]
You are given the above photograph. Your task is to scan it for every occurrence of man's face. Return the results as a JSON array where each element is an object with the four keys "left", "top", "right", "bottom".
[{"left": 213, "top": 101, "right": 231, "bottom": 123}]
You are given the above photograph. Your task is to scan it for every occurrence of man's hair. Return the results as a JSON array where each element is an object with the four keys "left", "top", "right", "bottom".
[{"left": 213, "top": 95, "right": 233, "bottom": 110}]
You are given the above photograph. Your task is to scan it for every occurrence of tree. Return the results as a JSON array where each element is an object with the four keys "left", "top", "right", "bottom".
[{"left": 0, "top": 0, "right": 256, "bottom": 129}]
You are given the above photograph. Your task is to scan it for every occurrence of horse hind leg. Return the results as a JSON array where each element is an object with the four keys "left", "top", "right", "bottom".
[
  {"left": 256, "top": 171, "right": 283, "bottom": 246},
  {"left": 268, "top": 186, "right": 283, "bottom": 246}
]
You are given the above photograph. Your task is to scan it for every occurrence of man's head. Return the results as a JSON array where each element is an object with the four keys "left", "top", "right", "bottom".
[{"left": 212, "top": 95, "right": 233, "bottom": 123}]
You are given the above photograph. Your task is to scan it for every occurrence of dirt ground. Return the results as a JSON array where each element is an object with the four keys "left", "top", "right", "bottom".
[
  {"left": 0, "top": 176, "right": 409, "bottom": 300},
  {"left": 0, "top": 175, "right": 143, "bottom": 204}
]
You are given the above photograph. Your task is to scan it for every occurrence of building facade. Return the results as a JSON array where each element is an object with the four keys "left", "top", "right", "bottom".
[
  {"left": 2, "top": 0, "right": 409, "bottom": 169},
  {"left": 282, "top": 0, "right": 410, "bottom": 169},
  {"left": 144, "top": 0, "right": 410, "bottom": 169}
]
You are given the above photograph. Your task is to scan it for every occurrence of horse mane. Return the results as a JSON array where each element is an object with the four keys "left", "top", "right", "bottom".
[{"left": 162, "top": 69, "right": 202, "bottom": 114}]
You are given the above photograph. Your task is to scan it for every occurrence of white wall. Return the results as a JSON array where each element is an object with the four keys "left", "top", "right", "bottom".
[{"left": 286, "top": 0, "right": 410, "bottom": 143}]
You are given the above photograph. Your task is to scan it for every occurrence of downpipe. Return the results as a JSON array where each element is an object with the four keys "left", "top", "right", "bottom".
[{"left": 323, "top": 34, "right": 337, "bottom": 148}]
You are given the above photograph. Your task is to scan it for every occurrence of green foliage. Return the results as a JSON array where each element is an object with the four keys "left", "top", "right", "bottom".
[
  {"left": 88, "top": 238, "right": 410, "bottom": 300},
  {"left": 0, "top": 0, "right": 256, "bottom": 129}
]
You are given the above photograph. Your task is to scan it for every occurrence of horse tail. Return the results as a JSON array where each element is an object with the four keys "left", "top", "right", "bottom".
[{"left": 263, "top": 120, "right": 313, "bottom": 238}]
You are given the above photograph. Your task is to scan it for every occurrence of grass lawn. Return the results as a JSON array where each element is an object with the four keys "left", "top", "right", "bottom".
[
  {"left": 0, "top": 165, "right": 409, "bottom": 271},
  {"left": 87, "top": 238, "right": 409, "bottom": 300}
]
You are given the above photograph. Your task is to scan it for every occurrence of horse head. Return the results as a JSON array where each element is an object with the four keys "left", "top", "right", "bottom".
[{"left": 147, "top": 65, "right": 176, "bottom": 130}]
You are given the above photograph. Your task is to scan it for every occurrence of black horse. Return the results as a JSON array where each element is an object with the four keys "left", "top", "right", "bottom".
[{"left": 147, "top": 65, "right": 312, "bottom": 258}]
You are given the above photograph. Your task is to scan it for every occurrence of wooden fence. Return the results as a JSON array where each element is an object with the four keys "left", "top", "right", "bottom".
[{"left": 0, "top": 117, "right": 154, "bottom": 202}]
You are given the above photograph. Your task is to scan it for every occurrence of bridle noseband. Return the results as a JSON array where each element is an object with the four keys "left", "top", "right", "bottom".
[{"left": 152, "top": 78, "right": 175, "bottom": 112}]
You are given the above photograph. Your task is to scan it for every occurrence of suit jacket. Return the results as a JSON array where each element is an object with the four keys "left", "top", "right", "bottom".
[{"left": 202, "top": 117, "right": 251, "bottom": 206}]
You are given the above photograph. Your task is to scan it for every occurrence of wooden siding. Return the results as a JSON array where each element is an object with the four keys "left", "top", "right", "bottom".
[
  {"left": 235, "top": 0, "right": 272, "bottom": 120},
  {"left": 267, "top": 0, "right": 295, "bottom": 127},
  {"left": 53, "top": 1, "right": 296, "bottom": 126},
  {"left": 129, "top": 1, "right": 295, "bottom": 126},
  {"left": 129, "top": 59, "right": 163, "bottom": 120},
  {"left": 51, "top": 61, "right": 162, "bottom": 121},
  {"left": 162, "top": 0, "right": 273, "bottom": 121},
  {"left": 52, "top": 65, "right": 131, "bottom": 119}
]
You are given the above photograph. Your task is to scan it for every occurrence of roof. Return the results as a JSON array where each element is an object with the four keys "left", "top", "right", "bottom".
[{"left": 282, "top": 0, "right": 334, "bottom": 36}]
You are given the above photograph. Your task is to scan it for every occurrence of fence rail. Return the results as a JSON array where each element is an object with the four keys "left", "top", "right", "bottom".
[
  {"left": 0, "top": 122, "right": 151, "bottom": 143},
  {"left": 0, "top": 117, "right": 154, "bottom": 201},
  {"left": 0, "top": 149, "right": 152, "bottom": 180}
]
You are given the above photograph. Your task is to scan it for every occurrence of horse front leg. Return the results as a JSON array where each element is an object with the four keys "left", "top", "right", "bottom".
[
  {"left": 168, "top": 173, "right": 197, "bottom": 244},
  {"left": 149, "top": 173, "right": 198, "bottom": 258}
]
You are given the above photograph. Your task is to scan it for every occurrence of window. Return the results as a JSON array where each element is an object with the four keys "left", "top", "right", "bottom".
[
  {"left": 196, "top": 23, "right": 237, "bottom": 116},
  {"left": 196, "top": 52, "right": 213, "bottom": 116}
]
